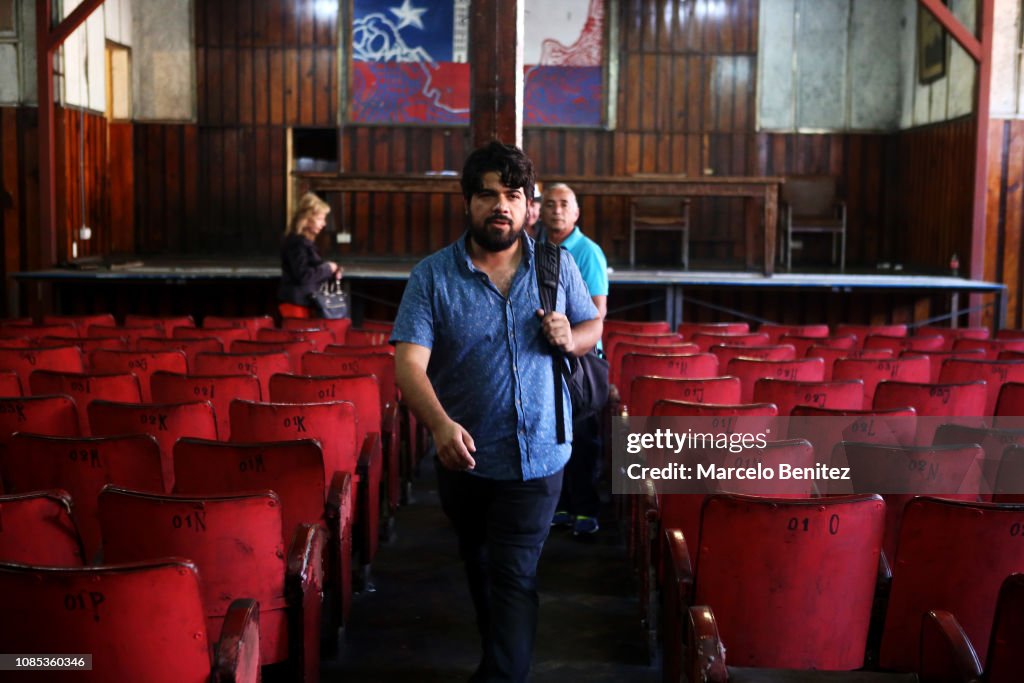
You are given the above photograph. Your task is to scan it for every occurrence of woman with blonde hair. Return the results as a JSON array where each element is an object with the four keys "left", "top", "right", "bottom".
[{"left": 277, "top": 192, "right": 343, "bottom": 318}]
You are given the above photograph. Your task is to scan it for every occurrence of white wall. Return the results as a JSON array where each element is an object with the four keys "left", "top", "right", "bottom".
[
  {"left": 131, "top": 0, "right": 194, "bottom": 122},
  {"left": 760, "top": 0, "right": 1023, "bottom": 131}
]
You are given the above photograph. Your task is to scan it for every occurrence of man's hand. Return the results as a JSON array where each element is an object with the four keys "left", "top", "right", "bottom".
[
  {"left": 536, "top": 309, "right": 575, "bottom": 354},
  {"left": 433, "top": 419, "right": 477, "bottom": 471}
]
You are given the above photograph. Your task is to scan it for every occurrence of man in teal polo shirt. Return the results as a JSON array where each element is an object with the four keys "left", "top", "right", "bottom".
[{"left": 539, "top": 182, "right": 609, "bottom": 535}]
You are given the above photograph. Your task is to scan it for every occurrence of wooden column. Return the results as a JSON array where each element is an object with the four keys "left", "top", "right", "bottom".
[
  {"left": 469, "top": 0, "right": 524, "bottom": 149},
  {"left": 918, "top": 0, "right": 994, "bottom": 325},
  {"left": 35, "top": 0, "right": 106, "bottom": 269}
]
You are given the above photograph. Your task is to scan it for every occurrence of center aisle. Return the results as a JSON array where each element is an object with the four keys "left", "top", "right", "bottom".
[{"left": 327, "top": 460, "right": 659, "bottom": 682}]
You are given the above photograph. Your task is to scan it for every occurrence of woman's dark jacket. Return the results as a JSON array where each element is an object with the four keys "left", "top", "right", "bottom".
[{"left": 278, "top": 233, "right": 334, "bottom": 306}]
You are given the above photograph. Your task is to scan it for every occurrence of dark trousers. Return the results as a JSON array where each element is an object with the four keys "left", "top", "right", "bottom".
[
  {"left": 557, "top": 413, "right": 602, "bottom": 517},
  {"left": 436, "top": 462, "right": 564, "bottom": 683}
]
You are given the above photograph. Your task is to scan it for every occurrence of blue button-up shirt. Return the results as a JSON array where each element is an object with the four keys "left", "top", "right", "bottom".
[{"left": 391, "top": 233, "right": 599, "bottom": 480}]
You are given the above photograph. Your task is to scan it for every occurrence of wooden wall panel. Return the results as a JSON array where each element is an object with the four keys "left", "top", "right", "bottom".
[
  {"left": 984, "top": 119, "right": 1024, "bottom": 329},
  {"left": 133, "top": 123, "right": 201, "bottom": 254}
]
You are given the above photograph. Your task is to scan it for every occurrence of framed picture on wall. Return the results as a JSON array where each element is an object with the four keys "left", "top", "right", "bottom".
[
  {"left": 343, "top": 0, "right": 617, "bottom": 128},
  {"left": 917, "top": 1, "right": 947, "bottom": 84}
]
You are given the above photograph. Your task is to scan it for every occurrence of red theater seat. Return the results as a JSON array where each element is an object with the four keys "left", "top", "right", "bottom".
[
  {"left": 833, "top": 355, "right": 931, "bottom": 406},
  {"left": 0, "top": 490, "right": 85, "bottom": 566},
  {"left": 0, "top": 559, "right": 261, "bottom": 683},
  {"left": 29, "top": 370, "right": 142, "bottom": 434},
  {"left": 628, "top": 376, "right": 741, "bottom": 417},
  {"left": 2, "top": 433, "right": 163, "bottom": 560},
  {"left": 880, "top": 497, "right": 1024, "bottom": 672},
  {"left": 89, "top": 350, "right": 188, "bottom": 402},
  {"left": 173, "top": 437, "right": 355, "bottom": 634},
  {"left": 0, "top": 345, "right": 84, "bottom": 387},
  {"left": 663, "top": 494, "right": 884, "bottom": 679},
  {"left": 87, "top": 400, "right": 218, "bottom": 492},
  {"left": 99, "top": 487, "right": 324, "bottom": 679},
  {"left": 194, "top": 350, "right": 291, "bottom": 399},
  {"left": 725, "top": 357, "right": 825, "bottom": 403},
  {"left": 751, "top": 378, "right": 864, "bottom": 416},
  {"left": 150, "top": 371, "right": 262, "bottom": 440}
]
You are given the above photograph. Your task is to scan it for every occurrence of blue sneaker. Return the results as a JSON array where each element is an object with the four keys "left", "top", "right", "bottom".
[
  {"left": 573, "top": 515, "right": 599, "bottom": 535},
  {"left": 551, "top": 510, "right": 572, "bottom": 527}
]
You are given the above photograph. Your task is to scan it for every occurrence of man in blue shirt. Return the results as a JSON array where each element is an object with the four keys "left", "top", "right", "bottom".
[
  {"left": 539, "top": 183, "right": 609, "bottom": 536},
  {"left": 392, "top": 142, "right": 602, "bottom": 682}
]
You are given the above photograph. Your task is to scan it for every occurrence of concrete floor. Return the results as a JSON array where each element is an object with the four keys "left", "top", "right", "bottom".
[{"left": 324, "top": 463, "right": 659, "bottom": 682}]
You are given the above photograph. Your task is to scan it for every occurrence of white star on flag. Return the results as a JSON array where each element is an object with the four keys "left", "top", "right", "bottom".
[{"left": 390, "top": 0, "right": 427, "bottom": 30}]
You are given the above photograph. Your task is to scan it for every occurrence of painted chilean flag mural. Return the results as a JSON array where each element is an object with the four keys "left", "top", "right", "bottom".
[{"left": 351, "top": 0, "right": 605, "bottom": 126}]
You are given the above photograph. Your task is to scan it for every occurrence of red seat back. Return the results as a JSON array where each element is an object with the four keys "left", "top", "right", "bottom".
[
  {"left": 303, "top": 351, "right": 397, "bottom": 411},
  {"left": 612, "top": 342, "right": 699, "bottom": 391},
  {"left": 954, "top": 337, "right": 1024, "bottom": 360},
  {"left": 0, "top": 346, "right": 84, "bottom": 387},
  {"left": 0, "top": 560, "right": 223, "bottom": 683},
  {"left": 173, "top": 437, "right": 326, "bottom": 542},
  {"left": 0, "top": 323, "right": 78, "bottom": 341},
  {"left": 174, "top": 325, "right": 252, "bottom": 347},
  {"left": 2, "top": 433, "right": 163, "bottom": 559},
  {"left": 0, "top": 394, "right": 80, "bottom": 446},
  {"left": 751, "top": 378, "right": 864, "bottom": 416},
  {"left": 269, "top": 373, "right": 382, "bottom": 448},
  {"left": 779, "top": 334, "right": 857, "bottom": 357},
  {"left": 257, "top": 327, "right": 335, "bottom": 350},
  {"left": 123, "top": 314, "right": 196, "bottom": 336},
  {"left": 675, "top": 321, "right": 748, "bottom": 340},
  {"left": 629, "top": 376, "right": 741, "bottom": 416},
  {"left": 833, "top": 356, "right": 932, "bottom": 406},
  {"left": 899, "top": 347, "right": 986, "bottom": 382},
  {"left": 193, "top": 351, "right": 291, "bottom": 399},
  {"left": 939, "top": 359, "right": 1024, "bottom": 415},
  {"left": 880, "top": 497, "right": 1024, "bottom": 671},
  {"left": 282, "top": 316, "right": 351, "bottom": 342},
  {"left": 710, "top": 344, "right": 797, "bottom": 367},
  {"left": 87, "top": 324, "right": 163, "bottom": 348},
  {"left": 137, "top": 337, "right": 224, "bottom": 371},
  {"left": 99, "top": 487, "right": 289, "bottom": 664},
  {"left": 693, "top": 493, "right": 885, "bottom": 669},
  {"left": 726, "top": 357, "right": 825, "bottom": 403},
  {"left": 806, "top": 346, "right": 893, "bottom": 380},
  {"left": 29, "top": 370, "right": 142, "bottom": 434},
  {"left": 150, "top": 372, "right": 262, "bottom": 441},
  {"left": 0, "top": 370, "right": 22, "bottom": 397},
  {"left": 232, "top": 339, "right": 314, "bottom": 374},
  {"left": 203, "top": 315, "right": 274, "bottom": 339},
  {"left": 87, "top": 400, "right": 218, "bottom": 491},
  {"left": 841, "top": 442, "right": 986, "bottom": 560},
  {"left": 345, "top": 328, "right": 391, "bottom": 346},
  {"left": 987, "top": 573, "right": 1024, "bottom": 682},
  {"left": 834, "top": 323, "right": 908, "bottom": 346},
  {"left": 89, "top": 350, "right": 188, "bottom": 402},
  {"left": 602, "top": 319, "right": 670, "bottom": 344},
  {"left": 618, "top": 354, "right": 720, "bottom": 410},
  {"left": 0, "top": 491, "right": 85, "bottom": 566},
  {"left": 42, "top": 313, "right": 117, "bottom": 336},
  {"left": 787, "top": 406, "right": 918, "bottom": 466},
  {"left": 864, "top": 334, "right": 945, "bottom": 354},
  {"left": 996, "top": 381, "right": 1024, "bottom": 418},
  {"left": 229, "top": 399, "right": 358, "bottom": 481},
  {"left": 690, "top": 332, "right": 770, "bottom": 352},
  {"left": 918, "top": 325, "right": 991, "bottom": 350},
  {"left": 757, "top": 323, "right": 829, "bottom": 344}
]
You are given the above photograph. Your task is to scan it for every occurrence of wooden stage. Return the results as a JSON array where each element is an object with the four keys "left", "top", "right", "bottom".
[{"left": 14, "top": 259, "right": 1008, "bottom": 330}]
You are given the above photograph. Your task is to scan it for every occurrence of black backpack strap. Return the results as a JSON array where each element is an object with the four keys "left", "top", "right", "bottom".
[{"left": 534, "top": 241, "right": 568, "bottom": 444}]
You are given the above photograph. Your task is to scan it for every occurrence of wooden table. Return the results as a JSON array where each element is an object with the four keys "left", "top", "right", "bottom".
[{"left": 299, "top": 173, "right": 784, "bottom": 276}]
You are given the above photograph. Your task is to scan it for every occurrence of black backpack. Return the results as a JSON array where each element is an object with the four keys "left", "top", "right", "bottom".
[{"left": 534, "top": 240, "right": 610, "bottom": 443}]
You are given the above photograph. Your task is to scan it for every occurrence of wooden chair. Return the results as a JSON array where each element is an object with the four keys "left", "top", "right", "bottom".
[
  {"left": 781, "top": 175, "right": 846, "bottom": 271},
  {"left": 629, "top": 197, "right": 691, "bottom": 268}
]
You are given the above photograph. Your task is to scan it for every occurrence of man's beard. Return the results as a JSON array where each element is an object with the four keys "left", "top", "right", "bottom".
[{"left": 469, "top": 216, "right": 524, "bottom": 252}]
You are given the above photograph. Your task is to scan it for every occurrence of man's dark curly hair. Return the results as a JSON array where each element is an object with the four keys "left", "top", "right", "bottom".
[{"left": 460, "top": 141, "right": 535, "bottom": 203}]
